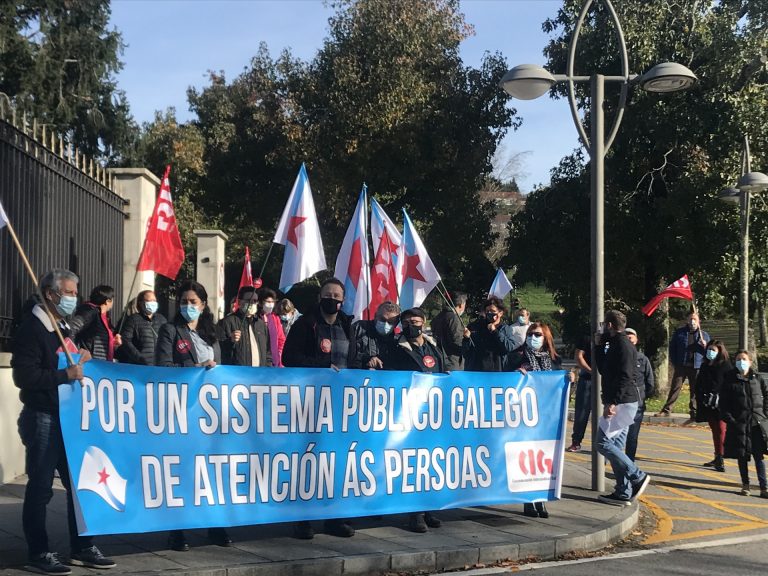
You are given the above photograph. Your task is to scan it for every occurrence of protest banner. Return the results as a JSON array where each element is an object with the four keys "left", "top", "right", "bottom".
[{"left": 58, "top": 361, "right": 569, "bottom": 535}]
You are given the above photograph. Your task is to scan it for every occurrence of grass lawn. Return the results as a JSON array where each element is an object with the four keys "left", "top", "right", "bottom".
[{"left": 568, "top": 386, "right": 691, "bottom": 415}]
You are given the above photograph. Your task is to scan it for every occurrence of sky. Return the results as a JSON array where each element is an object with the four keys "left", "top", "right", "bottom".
[{"left": 110, "top": 0, "right": 579, "bottom": 192}]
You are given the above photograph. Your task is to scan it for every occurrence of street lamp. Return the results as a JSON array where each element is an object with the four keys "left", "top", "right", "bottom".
[
  {"left": 718, "top": 136, "right": 768, "bottom": 351},
  {"left": 499, "top": 0, "right": 696, "bottom": 492}
]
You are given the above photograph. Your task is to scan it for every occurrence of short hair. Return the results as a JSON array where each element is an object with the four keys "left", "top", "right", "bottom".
[
  {"left": 401, "top": 307, "right": 426, "bottom": 321},
  {"left": 89, "top": 285, "right": 114, "bottom": 305},
  {"left": 320, "top": 277, "right": 345, "bottom": 295},
  {"left": 605, "top": 310, "right": 626, "bottom": 331},
  {"left": 278, "top": 298, "right": 295, "bottom": 314},
  {"left": 259, "top": 287, "right": 277, "bottom": 301},
  {"left": 517, "top": 307, "right": 529, "bottom": 315},
  {"left": 484, "top": 296, "right": 507, "bottom": 314},
  {"left": 238, "top": 286, "right": 257, "bottom": 300},
  {"left": 375, "top": 301, "right": 400, "bottom": 318},
  {"left": 451, "top": 291, "right": 468, "bottom": 307},
  {"left": 40, "top": 269, "right": 79, "bottom": 294}
]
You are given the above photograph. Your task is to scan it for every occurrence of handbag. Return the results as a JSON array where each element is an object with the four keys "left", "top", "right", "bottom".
[{"left": 702, "top": 392, "right": 719, "bottom": 410}]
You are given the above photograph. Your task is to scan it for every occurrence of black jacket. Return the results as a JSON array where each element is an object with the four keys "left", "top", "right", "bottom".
[
  {"left": 282, "top": 308, "right": 361, "bottom": 369},
  {"left": 218, "top": 312, "right": 271, "bottom": 367},
  {"left": 387, "top": 334, "right": 447, "bottom": 373},
  {"left": 635, "top": 351, "right": 655, "bottom": 407},
  {"left": 70, "top": 303, "right": 114, "bottom": 360},
  {"left": 11, "top": 304, "right": 72, "bottom": 412},
  {"left": 695, "top": 360, "right": 732, "bottom": 423},
  {"left": 595, "top": 332, "right": 639, "bottom": 405},
  {"left": 431, "top": 307, "right": 464, "bottom": 370},
  {"left": 353, "top": 319, "right": 397, "bottom": 369},
  {"left": 462, "top": 320, "right": 516, "bottom": 372},
  {"left": 720, "top": 369, "right": 768, "bottom": 459},
  {"left": 156, "top": 322, "right": 221, "bottom": 367},
  {"left": 118, "top": 312, "right": 167, "bottom": 365}
]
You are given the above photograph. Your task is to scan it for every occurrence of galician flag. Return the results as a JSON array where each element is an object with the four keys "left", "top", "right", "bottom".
[
  {"left": 0, "top": 200, "right": 8, "bottom": 230},
  {"left": 367, "top": 197, "right": 402, "bottom": 316},
  {"left": 489, "top": 268, "right": 514, "bottom": 300},
  {"left": 273, "top": 164, "right": 327, "bottom": 292},
  {"left": 399, "top": 209, "right": 440, "bottom": 310},
  {"left": 77, "top": 446, "right": 127, "bottom": 512},
  {"left": 334, "top": 186, "right": 370, "bottom": 320}
]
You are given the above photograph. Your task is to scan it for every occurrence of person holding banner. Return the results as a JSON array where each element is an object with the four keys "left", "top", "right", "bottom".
[
  {"left": 258, "top": 287, "right": 286, "bottom": 367},
  {"left": 155, "top": 280, "right": 231, "bottom": 550},
  {"left": 13, "top": 269, "right": 116, "bottom": 573},
  {"left": 462, "top": 297, "right": 516, "bottom": 372},
  {"left": 218, "top": 286, "right": 271, "bottom": 367},
  {"left": 354, "top": 301, "right": 400, "bottom": 369},
  {"left": 507, "top": 321, "right": 561, "bottom": 519},
  {"left": 387, "top": 307, "right": 447, "bottom": 532},
  {"left": 117, "top": 290, "right": 167, "bottom": 365},
  {"left": 69, "top": 285, "right": 122, "bottom": 361},
  {"left": 283, "top": 277, "right": 360, "bottom": 539}
]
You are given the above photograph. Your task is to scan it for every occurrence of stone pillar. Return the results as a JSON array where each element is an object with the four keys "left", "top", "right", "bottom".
[
  {"left": 194, "top": 230, "right": 228, "bottom": 321},
  {"left": 109, "top": 168, "right": 158, "bottom": 307}
]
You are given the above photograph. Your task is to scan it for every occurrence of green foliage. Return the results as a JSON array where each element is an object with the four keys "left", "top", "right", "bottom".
[{"left": 0, "top": 0, "right": 137, "bottom": 161}]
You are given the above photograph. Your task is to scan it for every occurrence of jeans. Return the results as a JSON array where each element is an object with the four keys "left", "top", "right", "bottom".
[
  {"left": 18, "top": 408, "right": 92, "bottom": 557},
  {"left": 596, "top": 402, "right": 646, "bottom": 499},
  {"left": 625, "top": 405, "right": 645, "bottom": 461},
  {"left": 571, "top": 377, "right": 591, "bottom": 445}
]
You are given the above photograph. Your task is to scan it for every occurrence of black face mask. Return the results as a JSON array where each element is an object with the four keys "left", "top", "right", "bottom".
[
  {"left": 403, "top": 323, "right": 422, "bottom": 339},
  {"left": 484, "top": 313, "right": 498, "bottom": 325},
  {"left": 320, "top": 297, "right": 341, "bottom": 315}
]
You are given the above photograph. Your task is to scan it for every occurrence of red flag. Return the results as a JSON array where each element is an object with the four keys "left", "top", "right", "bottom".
[
  {"left": 136, "top": 166, "right": 185, "bottom": 280},
  {"left": 367, "top": 228, "right": 399, "bottom": 318},
  {"left": 232, "top": 246, "right": 254, "bottom": 312},
  {"left": 641, "top": 274, "right": 693, "bottom": 316}
]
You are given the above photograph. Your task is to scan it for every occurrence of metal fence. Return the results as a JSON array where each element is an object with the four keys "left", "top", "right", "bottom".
[{"left": 0, "top": 117, "right": 126, "bottom": 351}]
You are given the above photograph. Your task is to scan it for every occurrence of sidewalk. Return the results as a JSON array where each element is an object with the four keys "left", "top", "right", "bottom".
[{"left": 0, "top": 462, "right": 637, "bottom": 576}]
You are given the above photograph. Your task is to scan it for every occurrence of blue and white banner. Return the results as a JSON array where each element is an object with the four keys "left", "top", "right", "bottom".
[{"left": 58, "top": 360, "right": 569, "bottom": 535}]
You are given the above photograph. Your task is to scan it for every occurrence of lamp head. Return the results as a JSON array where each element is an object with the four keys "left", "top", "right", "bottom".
[
  {"left": 718, "top": 187, "right": 741, "bottom": 204},
  {"left": 640, "top": 62, "right": 697, "bottom": 93},
  {"left": 737, "top": 172, "right": 768, "bottom": 194},
  {"left": 499, "top": 64, "right": 556, "bottom": 100}
]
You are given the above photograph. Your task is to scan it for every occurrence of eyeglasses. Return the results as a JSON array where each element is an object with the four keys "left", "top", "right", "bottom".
[{"left": 529, "top": 332, "right": 544, "bottom": 337}]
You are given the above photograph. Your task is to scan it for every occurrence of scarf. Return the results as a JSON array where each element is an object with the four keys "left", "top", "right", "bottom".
[{"left": 524, "top": 345, "right": 553, "bottom": 371}]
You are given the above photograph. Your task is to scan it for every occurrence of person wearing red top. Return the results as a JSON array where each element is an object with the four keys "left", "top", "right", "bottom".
[{"left": 258, "top": 287, "right": 286, "bottom": 366}]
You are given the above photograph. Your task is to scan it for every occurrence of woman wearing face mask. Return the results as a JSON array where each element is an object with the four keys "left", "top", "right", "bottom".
[
  {"left": 462, "top": 297, "right": 516, "bottom": 372},
  {"left": 720, "top": 350, "right": 768, "bottom": 497},
  {"left": 353, "top": 301, "right": 400, "bottom": 370},
  {"left": 258, "top": 287, "right": 286, "bottom": 367},
  {"left": 117, "top": 290, "right": 167, "bottom": 365},
  {"left": 278, "top": 298, "right": 301, "bottom": 335},
  {"left": 70, "top": 285, "right": 122, "bottom": 361},
  {"left": 507, "top": 321, "right": 561, "bottom": 518},
  {"left": 694, "top": 340, "right": 731, "bottom": 471},
  {"left": 155, "top": 281, "right": 230, "bottom": 550}
]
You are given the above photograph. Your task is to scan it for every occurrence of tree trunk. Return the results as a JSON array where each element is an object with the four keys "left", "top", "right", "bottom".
[
  {"left": 651, "top": 296, "right": 670, "bottom": 399},
  {"left": 759, "top": 303, "right": 766, "bottom": 347}
]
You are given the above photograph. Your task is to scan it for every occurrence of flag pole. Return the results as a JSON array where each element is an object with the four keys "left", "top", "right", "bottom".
[
  {"left": 435, "top": 280, "right": 473, "bottom": 346},
  {"left": 2, "top": 212, "right": 75, "bottom": 366},
  {"left": 257, "top": 242, "right": 275, "bottom": 281},
  {"left": 362, "top": 185, "right": 372, "bottom": 321}
]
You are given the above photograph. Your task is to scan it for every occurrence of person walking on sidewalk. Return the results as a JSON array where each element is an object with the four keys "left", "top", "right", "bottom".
[
  {"left": 720, "top": 350, "right": 768, "bottom": 497},
  {"left": 594, "top": 310, "right": 651, "bottom": 506},
  {"left": 624, "top": 328, "right": 655, "bottom": 462},
  {"left": 12, "top": 269, "right": 116, "bottom": 574},
  {"left": 656, "top": 312, "right": 709, "bottom": 419},
  {"left": 695, "top": 340, "right": 731, "bottom": 472},
  {"left": 566, "top": 335, "right": 593, "bottom": 453}
]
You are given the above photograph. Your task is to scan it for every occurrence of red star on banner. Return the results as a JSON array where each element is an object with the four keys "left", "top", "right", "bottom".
[
  {"left": 287, "top": 216, "right": 307, "bottom": 248},
  {"left": 97, "top": 468, "right": 110, "bottom": 485},
  {"left": 403, "top": 252, "right": 426, "bottom": 283},
  {"left": 347, "top": 238, "right": 363, "bottom": 286}
]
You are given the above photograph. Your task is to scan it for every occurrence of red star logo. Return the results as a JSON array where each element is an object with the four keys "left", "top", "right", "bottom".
[
  {"left": 347, "top": 238, "right": 363, "bottom": 286},
  {"left": 287, "top": 216, "right": 307, "bottom": 248},
  {"left": 97, "top": 467, "right": 110, "bottom": 485},
  {"left": 403, "top": 252, "right": 426, "bottom": 283}
]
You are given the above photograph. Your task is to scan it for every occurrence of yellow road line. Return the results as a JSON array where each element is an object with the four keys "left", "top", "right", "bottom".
[
  {"left": 643, "top": 521, "right": 767, "bottom": 545},
  {"left": 640, "top": 495, "right": 673, "bottom": 544},
  {"left": 659, "top": 485, "right": 768, "bottom": 524},
  {"left": 669, "top": 516, "right": 747, "bottom": 524}
]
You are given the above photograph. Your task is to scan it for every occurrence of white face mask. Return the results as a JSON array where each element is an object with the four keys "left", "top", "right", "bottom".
[
  {"left": 246, "top": 303, "right": 259, "bottom": 316},
  {"left": 280, "top": 314, "right": 291, "bottom": 322},
  {"left": 262, "top": 303, "right": 275, "bottom": 314}
]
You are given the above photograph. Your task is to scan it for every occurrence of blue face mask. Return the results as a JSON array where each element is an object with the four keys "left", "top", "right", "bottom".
[
  {"left": 526, "top": 335, "right": 544, "bottom": 351},
  {"left": 180, "top": 305, "right": 201, "bottom": 323},
  {"left": 706, "top": 349, "right": 718, "bottom": 361},
  {"left": 144, "top": 301, "right": 159, "bottom": 315},
  {"left": 56, "top": 294, "right": 77, "bottom": 316},
  {"left": 518, "top": 316, "right": 527, "bottom": 326},
  {"left": 375, "top": 320, "right": 394, "bottom": 336},
  {"left": 736, "top": 359, "right": 751, "bottom": 374}
]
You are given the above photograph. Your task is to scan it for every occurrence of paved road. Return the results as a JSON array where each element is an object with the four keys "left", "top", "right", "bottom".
[{"left": 567, "top": 422, "right": 768, "bottom": 546}]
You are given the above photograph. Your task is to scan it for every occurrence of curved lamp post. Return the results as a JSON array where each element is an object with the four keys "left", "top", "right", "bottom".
[
  {"left": 718, "top": 137, "right": 768, "bottom": 350},
  {"left": 499, "top": 0, "right": 696, "bottom": 492}
]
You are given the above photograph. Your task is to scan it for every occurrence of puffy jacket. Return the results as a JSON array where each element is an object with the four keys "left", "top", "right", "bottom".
[
  {"left": 118, "top": 312, "right": 167, "bottom": 365},
  {"left": 595, "top": 332, "right": 639, "bottom": 405},
  {"left": 694, "top": 360, "right": 731, "bottom": 423},
  {"left": 669, "top": 325, "right": 710, "bottom": 369},
  {"left": 720, "top": 369, "right": 768, "bottom": 459},
  {"left": 353, "top": 319, "right": 398, "bottom": 369}
]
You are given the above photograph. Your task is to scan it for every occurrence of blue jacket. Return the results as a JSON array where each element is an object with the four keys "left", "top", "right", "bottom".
[{"left": 669, "top": 325, "right": 709, "bottom": 369}]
